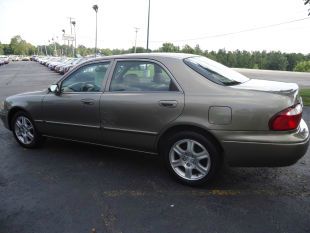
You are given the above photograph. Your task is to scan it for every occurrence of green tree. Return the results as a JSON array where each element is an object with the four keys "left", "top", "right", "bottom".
[
  {"left": 135, "top": 47, "right": 147, "bottom": 53},
  {"left": 10, "top": 35, "right": 26, "bottom": 55},
  {"left": 204, "top": 50, "right": 217, "bottom": 61},
  {"left": 3, "top": 44, "right": 13, "bottom": 54},
  {"left": 0, "top": 42, "right": 3, "bottom": 55},
  {"left": 265, "top": 52, "right": 288, "bottom": 70},
  {"left": 111, "top": 48, "right": 126, "bottom": 55},
  {"left": 194, "top": 44, "right": 203, "bottom": 55},
  {"left": 226, "top": 51, "right": 237, "bottom": 67},
  {"left": 234, "top": 50, "right": 250, "bottom": 68},
  {"left": 181, "top": 44, "right": 195, "bottom": 54},
  {"left": 215, "top": 49, "right": 228, "bottom": 65},
  {"left": 127, "top": 46, "right": 147, "bottom": 54},
  {"left": 159, "top": 43, "right": 180, "bottom": 52},
  {"left": 285, "top": 53, "right": 305, "bottom": 71},
  {"left": 9, "top": 35, "right": 36, "bottom": 55},
  {"left": 294, "top": 61, "right": 310, "bottom": 72},
  {"left": 101, "top": 48, "right": 113, "bottom": 56}
]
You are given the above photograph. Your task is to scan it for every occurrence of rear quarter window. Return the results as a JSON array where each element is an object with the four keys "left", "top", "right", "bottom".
[{"left": 184, "top": 56, "right": 249, "bottom": 86}]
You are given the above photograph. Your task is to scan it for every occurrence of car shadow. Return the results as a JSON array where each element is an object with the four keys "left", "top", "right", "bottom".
[{"left": 26, "top": 137, "right": 309, "bottom": 197}]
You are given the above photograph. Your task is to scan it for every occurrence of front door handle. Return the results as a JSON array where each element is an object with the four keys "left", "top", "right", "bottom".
[
  {"left": 81, "top": 99, "right": 95, "bottom": 105},
  {"left": 159, "top": 100, "right": 178, "bottom": 108}
]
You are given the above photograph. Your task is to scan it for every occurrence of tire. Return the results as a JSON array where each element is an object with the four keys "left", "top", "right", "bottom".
[
  {"left": 11, "top": 111, "right": 44, "bottom": 148},
  {"left": 161, "top": 131, "right": 221, "bottom": 186}
]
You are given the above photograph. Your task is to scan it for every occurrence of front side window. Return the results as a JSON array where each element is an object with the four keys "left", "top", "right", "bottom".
[
  {"left": 61, "top": 62, "right": 110, "bottom": 92},
  {"left": 110, "top": 61, "right": 178, "bottom": 92},
  {"left": 184, "top": 56, "right": 249, "bottom": 86}
]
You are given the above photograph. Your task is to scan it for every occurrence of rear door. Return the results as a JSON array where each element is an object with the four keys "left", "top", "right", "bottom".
[{"left": 100, "top": 59, "right": 184, "bottom": 151}]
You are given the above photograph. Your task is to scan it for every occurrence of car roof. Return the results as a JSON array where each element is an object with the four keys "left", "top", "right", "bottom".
[{"left": 91, "top": 53, "right": 196, "bottom": 61}]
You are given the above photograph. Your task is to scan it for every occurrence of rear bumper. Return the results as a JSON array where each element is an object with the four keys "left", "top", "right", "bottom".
[{"left": 213, "top": 119, "right": 309, "bottom": 166}]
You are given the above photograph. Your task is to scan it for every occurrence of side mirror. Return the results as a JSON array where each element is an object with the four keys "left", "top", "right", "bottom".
[{"left": 48, "top": 84, "right": 60, "bottom": 94}]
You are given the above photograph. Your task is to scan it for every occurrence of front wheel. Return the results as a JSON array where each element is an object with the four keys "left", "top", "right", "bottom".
[
  {"left": 12, "top": 111, "right": 44, "bottom": 148},
  {"left": 162, "top": 131, "right": 221, "bottom": 186}
]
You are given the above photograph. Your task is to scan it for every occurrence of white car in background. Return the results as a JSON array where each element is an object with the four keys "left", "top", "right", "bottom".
[
  {"left": 22, "top": 56, "right": 30, "bottom": 61},
  {"left": 0, "top": 56, "right": 9, "bottom": 65}
]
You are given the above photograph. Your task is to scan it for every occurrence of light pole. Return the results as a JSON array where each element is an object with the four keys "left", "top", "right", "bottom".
[
  {"left": 71, "top": 20, "right": 76, "bottom": 57},
  {"left": 68, "top": 17, "right": 74, "bottom": 56},
  {"left": 146, "top": 0, "right": 150, "bottom": 52},
  {"left": 52, "top": 38, "right": 57, "bottom": 56},
  {"left": 44, "top": 42, "right": 48, "bottom": 56},
  {"left": 93, "top": 4, "right": 98, "bottom": 57},
  {"left": 134, "top": 27, "right": 140, "bottom": 53},
  {"left": 56, "top": 36, "right": 59, "bottom": 55},
  {"left": 62, "top": 29, "right": 66, "bottom": 56}
]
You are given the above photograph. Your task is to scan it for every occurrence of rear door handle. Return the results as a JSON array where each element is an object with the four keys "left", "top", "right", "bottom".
[
  {"left": 81, "top": 99, "right": 95, "bottom": 105},
  {"left": 159, "top": 100, "right": 178, "bottom": 108}
]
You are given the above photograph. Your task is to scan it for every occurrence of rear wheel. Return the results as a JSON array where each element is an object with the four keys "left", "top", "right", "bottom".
[
  {"left": 162, "top": 131, "right": 221, "bottom": 186},
  {"left": 12, "top": 111, "right": 44, "bottom": 148}
]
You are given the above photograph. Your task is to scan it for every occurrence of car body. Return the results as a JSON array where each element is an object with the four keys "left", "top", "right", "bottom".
[
  {"left": 11, "top": 56, "right": 20, "bottom": 61},
  {"left": 3, "top": 56, "right": 9, "bottom": 64},
  {"left": 30, "top": 55, "right": 38, "bottom": 61},
  {"left": 62, "top": 57, "right": 89, "bottom": 74},
  {"left": 0, "top": 56, "right": 9, "bottom": 65},
  {"left": 0, "top": 53, "right": 309, "bottom": 185},
  {"left": 22, "top": 56, "right": 30, "bottom": 61},
  {"left": 54, "top": 58, "right": 73, "bottom": 73},
  {"left": 39, "top": 57, "right": 51, "bottom": 65},
  {"left": 47, "top": 57, "right": 61, "bottom": 69},
  {"left": 42, "top": 57, "right": 57, "bottom": 66}
]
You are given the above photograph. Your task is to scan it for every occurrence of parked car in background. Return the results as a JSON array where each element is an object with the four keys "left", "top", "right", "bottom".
[
  {"left": 0, "top": 53, "right": 308, "bottom": 186},
  {"left": 39, "top": 57, "right": 51, "bottom": 65},
  {"left": 3, "top": 56, "right": 9, "bottom": 64},
  {"left": 62, "top": 57, "right": 89, "bottom": 74},
  {"left": 31, "top": 55, "right": 37, "bottom": 61},
  {"left": 22, "top": 56, "right": 30, "bottom": 61},
  {"left": 45, "top": 57, "right": 59, "bottom": 67},
  {"left": 0, "top": 56, "right": 9, "bottom": 65},
  {"left": 54, "top": 58, "right": 74, "bottom": 73},
  {"left": 11, "top": 56, "right": 21, "bottom": 61},
  {"left": 48, "top": 57, "right": 68, "bottom": 70},
  {"left": 34, "top": 56, "right": 90, "bottom": 75}
]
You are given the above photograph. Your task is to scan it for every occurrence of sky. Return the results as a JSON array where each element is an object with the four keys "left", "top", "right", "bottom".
[{"left": 0, "top": 0, "right": 309, "bottom": 53}]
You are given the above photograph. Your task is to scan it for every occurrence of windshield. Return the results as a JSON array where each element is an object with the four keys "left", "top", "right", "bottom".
[{"left": 184, "top": 56, "right": 249, "bottom": 86}]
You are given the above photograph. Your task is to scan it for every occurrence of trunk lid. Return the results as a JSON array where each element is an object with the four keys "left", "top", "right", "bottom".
[{"left": 232, "top": 79, "right": 301, "bottom": 105}]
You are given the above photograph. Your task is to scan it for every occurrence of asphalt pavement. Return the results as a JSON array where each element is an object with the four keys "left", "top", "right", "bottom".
[{"left": 0, "top": 62, "right": 310, "bottom": 233}]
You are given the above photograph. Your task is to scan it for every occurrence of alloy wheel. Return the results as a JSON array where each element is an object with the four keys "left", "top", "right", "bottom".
[
  {"left": 169, "top": 139, "right": 211, "bottom": 181},
  {"left": 14, "top": 116, "right": 35, "bottom": 145}
]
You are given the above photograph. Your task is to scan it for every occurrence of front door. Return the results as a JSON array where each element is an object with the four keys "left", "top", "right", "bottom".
[
  {"left": 100, "top": 59, "right": 184, "bottom": 151},
  {"left": 42, "top": 61, "right": 111, "bottom": 142}
]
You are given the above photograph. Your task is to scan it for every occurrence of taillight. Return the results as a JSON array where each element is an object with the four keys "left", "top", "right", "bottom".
[{"left": 269, "top": 104, "right": 302, "bottom": 131}]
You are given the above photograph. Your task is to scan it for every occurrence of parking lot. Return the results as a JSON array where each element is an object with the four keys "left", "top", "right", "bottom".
[{"left": 0, "top": 62, "right": 310, "bottom": 233}]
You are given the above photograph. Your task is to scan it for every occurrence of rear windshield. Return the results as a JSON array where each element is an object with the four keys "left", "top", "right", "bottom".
[{"left": 184, "top": 56, "right": 249, "bottom": 86}]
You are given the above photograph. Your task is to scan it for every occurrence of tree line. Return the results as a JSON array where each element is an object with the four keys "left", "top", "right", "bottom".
[
  {"left": 156, "top": 43, "right": 310, "bottom": 72},
  {"left": 1, "top": 36, "right": 309, "bottom": 72}
]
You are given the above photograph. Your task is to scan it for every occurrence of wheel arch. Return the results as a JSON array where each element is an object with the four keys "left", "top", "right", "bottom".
[
  {"left": 157, "top": 124, "right": 224, "bottom": 156},
  {"left": 8, "top": 107, "right": 30, "bottom": 130}
]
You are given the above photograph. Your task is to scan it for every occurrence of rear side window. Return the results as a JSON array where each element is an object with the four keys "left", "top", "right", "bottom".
[
  {"left": 110, "top": 61, "right": 178, "bottom": 92},
  {"left": 184, "top": 56, "right": 249, "bottom": 86}
]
